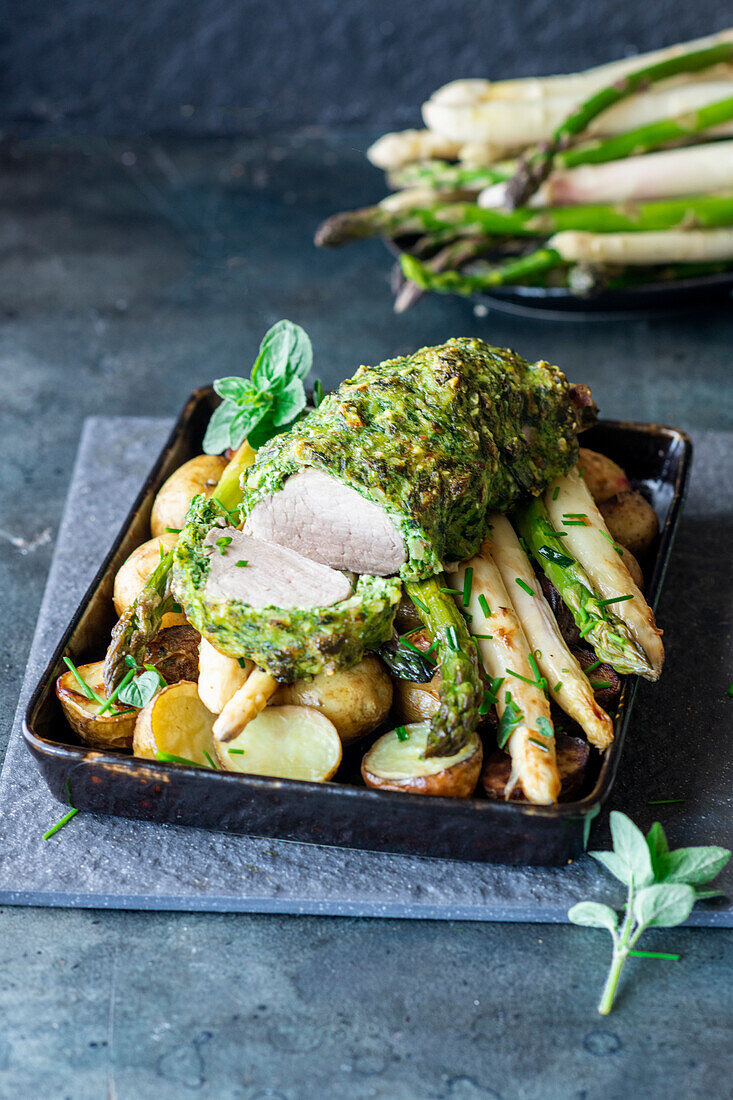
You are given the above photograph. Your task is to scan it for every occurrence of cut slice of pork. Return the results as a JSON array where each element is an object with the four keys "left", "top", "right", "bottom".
[
  {"left": 203, "top": 528, "right": 354, "bottom": 609},
  {"left": 244, "top": 468, "right": 406, "bottom": 576}
]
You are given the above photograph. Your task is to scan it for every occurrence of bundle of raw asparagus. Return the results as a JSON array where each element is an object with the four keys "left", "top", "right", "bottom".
[{"left": 315, "top": 29, "right": 733, "bottom": 308}]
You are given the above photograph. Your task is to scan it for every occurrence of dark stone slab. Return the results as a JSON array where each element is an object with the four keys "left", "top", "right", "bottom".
[{"left": 0, "top": 417, "right": 729, "bottom": 922}]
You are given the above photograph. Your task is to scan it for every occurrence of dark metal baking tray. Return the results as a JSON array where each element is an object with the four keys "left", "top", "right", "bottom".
[{"left": 22, "top": 387, "right": 692, "bottom": 865}]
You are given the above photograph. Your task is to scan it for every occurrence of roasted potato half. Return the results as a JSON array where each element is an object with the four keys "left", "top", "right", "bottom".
[
  {"left": 599, "top": 490, "right": 659, "bottom": 558},
  {"left": 56, "top": 660, "right": 137, "bottom": 750},
  {"left": 133, "top": 681, "right": 217, "bottom": 765},
  {"left": 393, "top": 674, "right": 441, "bottom": 725},
  {"left": 150, "top": 454, "right": 228, "bottom": 539},
  {"left": 271, "top": 656, "right": 393, "bottom": 745},
  {"left": 113, "top": 532, "right": 186, "bottom": 628},
  {"left": 577, "top": 448, "right": 631, "bottom": 504},
  {"left": 144, "top": 624, "right": 201, "bottom": 684},
  {"left": 362, "top": 723, "right": 482, "bottom": 797},
  {"left": 215, "top": 705, "right": 342, "bottom": 781}
]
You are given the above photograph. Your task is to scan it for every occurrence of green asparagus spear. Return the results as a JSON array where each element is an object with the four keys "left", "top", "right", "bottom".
[
  {"left": 388, "top": 160, "right": 514, "bottom": 193},
  {"left": 316, "top": 192, "right": 733, "bottom": 248},
  {"left": 401, "top": 249, "right": 565, "bottom": 295},
  {"left": 513, "top": 498, "right": 653, "bottom": 677},
  {"left": 395, "top": 237, "right": 495, "bottom": 311},
  {"left": 103, "top": 442, "right": 256, "bottom": 694},
  {"left": 505, "top": 41, "right": 733, "bottom": 208},
  {"left": 405, "top": 576, "right": 481, "bottom": 758}
]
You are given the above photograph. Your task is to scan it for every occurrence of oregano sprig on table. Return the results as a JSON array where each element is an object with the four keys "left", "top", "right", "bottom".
[
  {"left": 569, "top": 811, "right": 730, "bottom": 1014},
  {"left": 203, "top": 319, "right": 313, "bottom": 454}
]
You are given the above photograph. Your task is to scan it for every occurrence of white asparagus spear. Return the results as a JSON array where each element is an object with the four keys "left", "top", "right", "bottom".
[
  {"left": 448, "top": 548, "right": 561, "bottom": 804},
  {"left": 212, "top": 668, "right": 279, "bottom": 742},
  {"left": 548, "top": 227, "right": 733, "bottom": 265},
  {"left": 198, "top": 637, "right": 252, "bottom": 714},
  {"left": 545, "top": 470, "right": 664, "bottom": 679},
  {"left": 367, "top": 129, "right": 463, "bottom": 170},
  {"left": 479, "top": 140, "right": 733, "bottom": 208},
  {"left": 486, "top": 515, "right": 614, "bottom": 750},
  {"left": 427, "top": 29, "right": 733, "bottom": 106},
  {"left": 423, "top": 80, "right": 733, "bottom": 147}
]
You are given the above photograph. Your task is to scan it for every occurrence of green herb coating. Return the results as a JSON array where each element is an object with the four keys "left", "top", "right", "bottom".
[
  {"left": 242, "top": 338, "right": 589, "bottom": 581},
  {"left": 173, "top": 497, "right": 401, "bottom": 681}
]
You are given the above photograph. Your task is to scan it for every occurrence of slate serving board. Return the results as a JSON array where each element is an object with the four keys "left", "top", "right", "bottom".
[{"left": 0, "top": 417, "right": 730, "bottom": 922}]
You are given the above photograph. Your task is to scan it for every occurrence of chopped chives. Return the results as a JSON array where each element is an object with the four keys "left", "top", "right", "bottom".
[
  {"left": 237, "top": 657, "right": 247, "bottom": 668},
  {"left": 424, "top": 638, "right": 439, "bottom": 656},
  {"left": 440, "top": 587, "right": 462, "bottom": 596},
  {"left": 165, "top": 527, "right": 181, "bottom": 534},
  {"left": 228, "top": 748, "right": 245, "bottom": 755},
  {"left": 478, "top": 594, "right": 491, "bottom": 618},
  {"left": 598, "top": 530, "right": 623, "bottom": 555},
  {"left": 553, "top": 680, "right": 562, "bottom": 693},
  {"left": 528, "top": 737, "right": 550, "bottom": 753},
  {"left": 563, "top": 513, "right": 587, "bottom": 519},
  {"left": 579, "top": 621, "right": 595, "bottom": 639},
  {"left": 515, "top": 578, "right": 535, "bottom": 597},
  {"left": 203, "top": 750, "right": 218, "bottom": 770},
  {"left": 62, "top": 656, "right": 104, "bottom": 704},
  {"left": 97, "top": 667, "right": 136, "bottom": 715},
  {"left": 473, "top": 633, "right": 493, "bottom": 640},
  {"left": 395, "top": 725, "right": 409, "bottom": 742},
  {"left": 43, "top": 807, "right": 79, "bottom": 840},
  {"left": 586, "top": 658, "right": 603, "bottom": 673},
  {"left": 596, "top": 594, "right": 634, "bottom": 607},
  {"left": 527, "top": 652, "right": 545, "bottom": 689},
  {"left": 488, "top": 676, "right": 504, "bottom": 696},
  {"left": 628, "top": 950, "right": 680, "bottom": 960},
  {"left": 411, "top": 595, "right": 428, "bottom": 614},
  {"left": 647, "top": 798, "right": 685, "bottom": 805},
  {"left": 462, "top": 611, "right": 473, "bottom": 623},
  {"left": 156, "top": 751, "right": 200, "bottom": 767},
  {"left": 235, "top": 559, "right": 248, "bottom": 567},
  {"left": 478, "top": 695, "right": 493, "bottom": 716},
  {"left": 727, "top": 681, "right": 733, "bottom": 697},
  {"left": 313, "top": 378, "right": 326, "bottom": 406},
  {"left": 445, "top": 625, "right": 459, "bottom": 651},
  {"left": 538, "top": 545, "right": 573, "bottom": 568},
  {"left": 400, "top": 638, "right": 424, "bottom": 655},
  {"left": 552, "top": 486, "right": 560, "bottom": 501},
  {"left": 563, "top": 520, "right": 588, "bottom": 527},
  {"left": 462, "top": 567, "right": 473, "bottom": 607},
  {"left": 216, "top": 535, "right": 233, "bottom": 555},
  {"left": 506, "top": 668, "right": 536, "bottom": 686},
  {"left": 590, "top": 680, "right": 613, "bottom": 689}
]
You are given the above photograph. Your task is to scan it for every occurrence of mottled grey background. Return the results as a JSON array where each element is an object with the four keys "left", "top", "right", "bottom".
[{"left": 3, "top": 1, "right": 731, "bottom": 137}]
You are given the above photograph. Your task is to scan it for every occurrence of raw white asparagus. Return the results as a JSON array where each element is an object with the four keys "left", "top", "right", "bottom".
[
  {"left": 479, "top": 140, "right": 733, "bottom": 208},
  {"left": 198, "top": 637, "right": 252, "bottom": 714},
  {"left": 486, "top": 515, "right": 614, "bottom": 750},
  {"left": 423, "top": 80, "right": 733, "bottom": 148},
  {"left": 448, "top": 549, "right": 560, "bottom": 804},
  {"left": 367, "top": 129, "right": 463, "bottom": 170},
  {"left": 427, "top": 29, "right": 733, "bottom": 105},
  {"left": 549, "top": 226, "right": 733, "bottom": 264},
  {"left": 458, "top": 141, "right": 523, "bottom": 166},
  {"left": 545, "top": 470, "right": 664, "bottom": 678},
  {"left": 212, "top": 668, "right": 279, "bottom": 742}
]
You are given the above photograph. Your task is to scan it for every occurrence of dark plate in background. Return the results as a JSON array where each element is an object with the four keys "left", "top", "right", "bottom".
[{"left": 22, "top": 388, "right": 692, "bottom": 865}]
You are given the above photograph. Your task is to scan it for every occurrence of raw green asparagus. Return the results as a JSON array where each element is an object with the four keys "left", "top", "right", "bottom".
[
  {"left": 400, "top": 249, "right": 565, "bottom": 295},
  {"left": 505, "top": 41, "right": 733, "bottom": 208},
  {"left": 513, "top": 498, "right": 654, "bottom": 678},
  {"left": 405, "top": 576, "right": 481, "bottom": 757}
]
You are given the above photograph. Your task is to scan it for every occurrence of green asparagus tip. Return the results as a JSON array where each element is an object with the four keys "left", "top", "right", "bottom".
[{"left": 400, "top": 252, "right": 429, "bottom": 289}]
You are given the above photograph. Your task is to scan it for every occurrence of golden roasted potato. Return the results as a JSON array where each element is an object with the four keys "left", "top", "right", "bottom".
[
  {"left": 271, "top": 656, "right": 393, "bottom": 745},
  {"left": 56, "top": 660, "right": 136, "bottom": 750},
  {"left": 144, "top": 625, "right": 201, "bottom": 684},
  {"left": 393, "top": 591, "right": 424, "bottom": 634},
  {"left": 150, "top": 454, "right": 228, "bottom": 538},
  {"left": 133, "top": 681, "right": 217, "bottom": 765},
  {"left": 393, "top": 673, "right": 441, "bottom": 725},
  {"left": 599, "top": 490, "right": 659, "bottom": 557},
  {"left": 113, "top": 532, "right": 186, "bottom": 628},
  {"left": 577, "top": 448, "right": 630, "bottom": 504},
  {"left": 215, "top": 705, "right": 342, "bottom": 781},
  {"left": 361, "top": 723, "right": 482, "bottom": 797}
]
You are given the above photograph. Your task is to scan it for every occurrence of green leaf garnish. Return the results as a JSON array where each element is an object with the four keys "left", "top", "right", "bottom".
[
  {"left": 497, "top": 692, "right": 524, "bottom": 749},
  {"left": 536, "top": 716, "right": 554, "bottom": 739},
  {"left": 203, "top": 320, "right": 312, "bottom": 454},
  {"left": 118, "top": 668, "right": 166, "bottom": 709}
]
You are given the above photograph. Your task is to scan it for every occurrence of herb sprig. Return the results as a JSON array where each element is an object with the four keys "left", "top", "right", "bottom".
[
  {"left": 569, "top": 811, "right": 730, "bottom": 1014},
  {"left": 203, "top": 320, "right": 313, "bottom": 454}
]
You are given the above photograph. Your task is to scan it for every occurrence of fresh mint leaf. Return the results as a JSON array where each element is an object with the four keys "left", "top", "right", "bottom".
[
  {"left": 265, "top": 319, "right": 312, "bottom": 381},
  {"left": 496, "top": 694, "right": 523, "bottom": 749},
  {"left": 203, "top": 401, "right": 239, "bottom": 455},
  {"left": 609, "top": 811, "right": 654, "bottom": 888},
  {"left": 694, "top": 888, "right": 726, "bottom": 901},
  {"left": 633, "top": 883, "right": 696, "bottom": 928},
  {"left": 118, "top": 669, "right": 166, "bottom": 709},
  {"left": 568, "top": 901, "right": 618, "bottom": 933},
  {"left": 246, "top": 411, "right": 284, "bottom": 450},
  {"left": 590, "top": 849, "right": 631, "bottom": 886},
  {"left": 646, "top": 821, "right": 669, "bottom": 879},
  {"left": 271, "top": 376, "right": 306, "bottom": 427},
  {"left": 214, "top": 376, "right": 251, "bottom": 403},
  {"left": 656, "top": 846, "right": 731, "bottom": 886}
]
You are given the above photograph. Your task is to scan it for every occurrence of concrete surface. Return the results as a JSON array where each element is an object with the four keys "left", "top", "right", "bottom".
[{"left": 0, "top": 132, "right": 731, "bottom": 1098}]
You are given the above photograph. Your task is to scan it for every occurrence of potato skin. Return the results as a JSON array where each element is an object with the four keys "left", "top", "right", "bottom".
[
  {"left": 599, "top": 490, "right": 659, "bottom": 557},
  {"left": 144, "top": 625, "right": 201, "bottom": 684},
  {"left": 271, "top": 656, "right": 392, "bottom": 744},
  {"left": 577, "top": 448, "right": 630, "bottom": 503},
  {"left": 393, "top": 675, "right": 441, "bottom": 724},
  {"left": 361, "top": 728, "right": 483, "bottom": 797},
  {"left": 150, "top": 454, "right": 227, "bottom": 538},
  {"left": 56, "top": 661, "right": 136, "bottom": 750},
  {"left": 617, "top": 544, "right": 644, "bottom": 589},
  {"left": 362, "top": 742, "right": 482, "bottom": 797},
  {"left": 113, "top": 533, "right": 186, "bottom": 628}
]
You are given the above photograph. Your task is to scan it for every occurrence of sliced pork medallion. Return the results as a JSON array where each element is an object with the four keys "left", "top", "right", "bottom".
[
  {"left": 173, "top": 496, "right": 401, "bottom": 681},
  {"left": 244, "top": 468, "right": 407, "bottom": 576}
]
